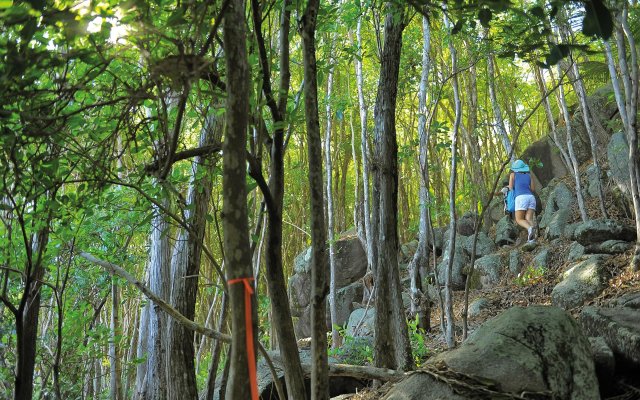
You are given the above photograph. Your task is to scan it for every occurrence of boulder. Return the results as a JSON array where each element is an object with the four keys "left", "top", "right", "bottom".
[
  {"left": 588, "top": 336, "right": 615, "bottom": 388},
  {"left": 519, "top": 139, "right": 570, "bottom": 188},
  {"left": 585, "top": 240, "right": 633, "bottom": 255},
  {"left": 580, "top": 292, "right": 640, "bottom": 367},
  {"left": 495, "top": 215, "right": 518, "bottom": 246},
  {"left": 607, "top": 131, "right": 632, "bottom": 198},
  {"left": 456, "top": 212, "right": 478, "bottom": 236},
  {"left": 551, "top": 255, "right": 610, "bottom": 310},
  {"left": 290, "top": 236, "right": 368, "bottom": 336},
  {"left": 473, "top": 254, "right": 503, "bottom": 288},
  {"left": 460, "top": 231, "right": 496, "bottom": 258},
  {"left": 533, "top": 248, "right": 549, "bottom": 270},
  {"left": 539, "top": 182, "right": 575, "bottom": 239},
  {"left": 427, "top": 306, "right": 599, "bottom": 399},
  {"left": 345, "top": 307, "right": 376, "bottom": 337},
  {"left": 585, "top": 164, "right": 606, "bottom": 198},
  {"left": 436, "top": 239, "right": 468, "bottom": 290},
  {"left": 468, "top": 297, "right": 491, "bottom": 318},
  {"left": 400, "top": 240, "right": 418, "bottom": 263},
  {"left": 574, "top": 219, "right": 637, "bottom": 246},
  {"left": 567, "top": 242, "right": 586, "bottom": 262},
  {"left": 509, "top": 250, "right": 520, "bottom": 275},
  {"left": 383, "top": 372, "right": 469, "bottom": 400}
]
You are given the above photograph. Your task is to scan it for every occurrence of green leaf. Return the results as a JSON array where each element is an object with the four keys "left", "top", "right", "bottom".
[
  {"left": 167, "top": 9, "right": 186, "bottom": 26},
  {"left": 478, "top": 8, "right": 492, "bottom": 28},
  {"left": 529, "top": 6, "right": 544, "bottom": 19},
  {"left": 582, "top": 0, "right": 613, "bottom": 40}
]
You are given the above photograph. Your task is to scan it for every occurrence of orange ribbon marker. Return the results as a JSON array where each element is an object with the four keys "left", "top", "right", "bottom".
[{"left": 228, "top": 277, "right": 258, "bottom": 400}]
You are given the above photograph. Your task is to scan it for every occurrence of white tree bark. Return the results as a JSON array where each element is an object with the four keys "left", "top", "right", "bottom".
[
  {"left": 487, "top": 48, "right": 513, "bottom": 160},
  {"left": 355, "top": 11, "right": 376, "bottom": 274},
  {"left": 324, "top": 54, "right": 340, "bottom": 350},
  {"left": 443, "top": 9, "right": 460, "bottom": 350},
  {"left": 556, "top": 64, "right": 588, "bottom": 222}
]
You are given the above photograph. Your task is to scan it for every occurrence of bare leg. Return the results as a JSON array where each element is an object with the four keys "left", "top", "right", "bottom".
[
  {"left": 526, "top": 209, "right": 536, "bottom": 238},
  {"left": 514, "top": 210, "right": 531, "bottom": 230}
]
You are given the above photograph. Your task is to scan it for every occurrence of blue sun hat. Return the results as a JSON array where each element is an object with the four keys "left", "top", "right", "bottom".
[{"left": 511, "top": 159, "right": 530, "bottom": 172}]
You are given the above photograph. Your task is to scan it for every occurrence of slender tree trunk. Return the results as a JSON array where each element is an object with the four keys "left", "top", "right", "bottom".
[
  {"left": 301, "top": 0, "right": 329, "bottom": 397},
  {"left": 443, "top": 9, "right": 460, "bottom": 350},
  {"left": 109, "top": 280, "right": 123, "bottom": 400},
  {"left": 356, "top": 10, "right": 377, "bottom": 275},
  {"left": 618, "top": 4, "right": 640, "bottom": 270},
  {"left": 15, "top": 228, "right": 49, "bottom": 400},
  {"left": 324, "top": 57, "right": 341, "bottom": 349},
  {"left": 408, "top": 14, "right": 432, "bottom": 333},
  {"left": 204, "top": 293, "right": 228, "bottom": 400},
  {"left": 487, "top": 47, "right": 513, "bottom": 160},
  {"left": 557, "top": 17, "right": 608, "bottom": 218},
  {"left": 556, "top": 64, "right": 588, "bottom": 222},
  {"left": 373, "top": 3, "right": 413, "bottom": 372},
  {"left": 250, "top": 0, "right": 307, "bottom": 395},
  {"left": 141, "top": 198, "right": 171, "bottom": 400},
  {"left": 223, "top": 1, "right": 257, "bottom": 399},
  {"left": 166, "top": 114, "right": 219, "bottom": 400},
  {"left": 533, "top": 65, "right": 572, "bottom": 171}
]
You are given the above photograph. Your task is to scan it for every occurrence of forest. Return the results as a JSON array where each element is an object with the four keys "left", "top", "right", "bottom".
[{"left": 1, "top": 0, "right": 639, "bottom": 399}]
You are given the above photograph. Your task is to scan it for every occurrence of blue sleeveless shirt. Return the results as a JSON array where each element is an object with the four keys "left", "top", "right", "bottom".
[{"left": 514, "top": 172, "right": 532, "bottom": 197}]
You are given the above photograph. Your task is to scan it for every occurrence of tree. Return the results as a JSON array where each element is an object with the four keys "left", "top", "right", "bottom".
[
  {"left": 222, "top": 0, "right": 257, "bottom": 398},
  {"left": 300, "top": 0, "right": 330, "bottom": 397},
  {"left": 372, "top": 2, "right": 414, "bottom": 371}
]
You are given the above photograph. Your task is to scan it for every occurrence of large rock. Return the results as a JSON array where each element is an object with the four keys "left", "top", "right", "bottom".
[
  {"left": 436, "top": 239, "right": 468, "bottom": 290},
  {"left": 585, "top": 239, "right": 633, "bottom": 255},
  {"left": 428, "top": 306, "right": 599, "bottom": 399},
  {"left": 519, "top": 139, "right": 570, "bottom": 188},
  {"left": 383, "top": 372, "right": 469, "bottom": 400},
  {"left": 289, "top": 236, "right": 368, "bottom": 336},
  {"left": 456, "top": 212, "right": 478, "bottom": 236},
  {"left": 495, "top": 215, "right": 518, "bottom": 246},
  {"left": 539, "top": 182, "right": 575, "bottom": 239},
  {"left": 574, "top": 219, "right": 637, "bottom": 246},
  {"left": 551, "top": 255, "right": 609, "bottom": 310},
  {"left": 460, "top": 231, "right": 496, "bottom": 258},
  {"left": 473, "top": 254, "right": 503, "bottom": 288},
  {"left": 580, "top": 292, "right": 640, "bottom": 367},
  {"left": 607, "top": 131, "right": 632, "bottom": 198},
  {"left": 345, "top": 307, "right": 376, "bottom": 337}
]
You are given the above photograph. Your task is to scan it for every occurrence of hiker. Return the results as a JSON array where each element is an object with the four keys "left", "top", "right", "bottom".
[
  {"left": 509, "top": 159, "right": 537, "bottom": 242},
  {"left": 494, "top": 180, "right": 511, "bottom": 219}
]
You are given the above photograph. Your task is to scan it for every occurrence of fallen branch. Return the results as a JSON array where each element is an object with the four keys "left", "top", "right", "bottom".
[
  {"left": 270, "top": 353, "right": 405, "bottom": 383},
  {"left": 78, "top": 251, "right": 286, "bottom": 400}
]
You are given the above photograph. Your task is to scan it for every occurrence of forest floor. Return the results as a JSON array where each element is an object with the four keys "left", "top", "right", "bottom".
[{"left": 347, "top": 193, "right": 640, "bottom": 399}]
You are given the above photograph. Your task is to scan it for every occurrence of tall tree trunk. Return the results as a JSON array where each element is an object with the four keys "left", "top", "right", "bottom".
[
  {"left": 443, "top": 9, "right": 460, "bottom": 350},
  {"left": 408, "top": 14, "right": 432, "bottom": 333},
  {"left": 138, "top": 198, "right": 171, "bottom": 400},
  {"left": 533, "top": 65, "right": 572, "bottom": 171},
  {"left": 223, "top": 1, "right": 257, "bottom": 399},
  {"left": 324, "top": 57, "right": 340, "bottom": 349},
  {"left": 300, "top": 0, "right": 329, "bottom": 397},
  {"left": 356, "top": 10, "right": 377, "bottom": 275},
  {"left": 556, "top": 64, "right": 588, "bottom": 222},
  {"left": 109, "top": 280, "right": 123, "bottom": 400},
  {"left": 14, "top": 228, "right": 49, "bottom": 400},
  {"left": 373, "top": 3, "right": 413, "bottom": 372},
  {"left": 558, "top": 14, "right": 608, "bottom": 218},
  {"left": 250, "top": 0, "right": 307, "bottom": 396},
  {"left": 487, "top": 46, "right": 513, "bottom": 160},
  {"left": 617, "top": 4, "right": 640, "bottom": 270},
  {"left": 166, "top": 113, "right": 220, "bottom": 400}
]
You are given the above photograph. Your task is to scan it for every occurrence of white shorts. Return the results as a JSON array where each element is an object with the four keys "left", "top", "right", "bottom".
[{"left": 515, "top": 194, "right": 536, "bottom": 211}]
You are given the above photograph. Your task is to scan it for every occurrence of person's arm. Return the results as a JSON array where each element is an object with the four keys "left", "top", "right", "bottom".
[
  {"left": 529, "top": 173, "right": 535, "bottom": 192},
  {"left": 508, "top": 172, "right": 514, "bottom": 190}
]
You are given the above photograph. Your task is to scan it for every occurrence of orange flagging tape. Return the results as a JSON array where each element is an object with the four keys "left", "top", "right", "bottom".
[{"left": 227, "top": 276, "right": 258, "bottom": 400}]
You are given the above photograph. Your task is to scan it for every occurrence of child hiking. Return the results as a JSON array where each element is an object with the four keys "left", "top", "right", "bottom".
[{"left": 509, "top": 159, "right": 537, "bottom": 243}]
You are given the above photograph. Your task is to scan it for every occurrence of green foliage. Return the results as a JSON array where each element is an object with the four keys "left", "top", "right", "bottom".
[
  {"left": 407, "top": 317, "right": 430, "bottom": 367},
  {"left": 514, "top": 265, "right": 546, "bottom": 286},
  {"left": 328, "top": 325, "right": 373, "bottom": 366}
]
